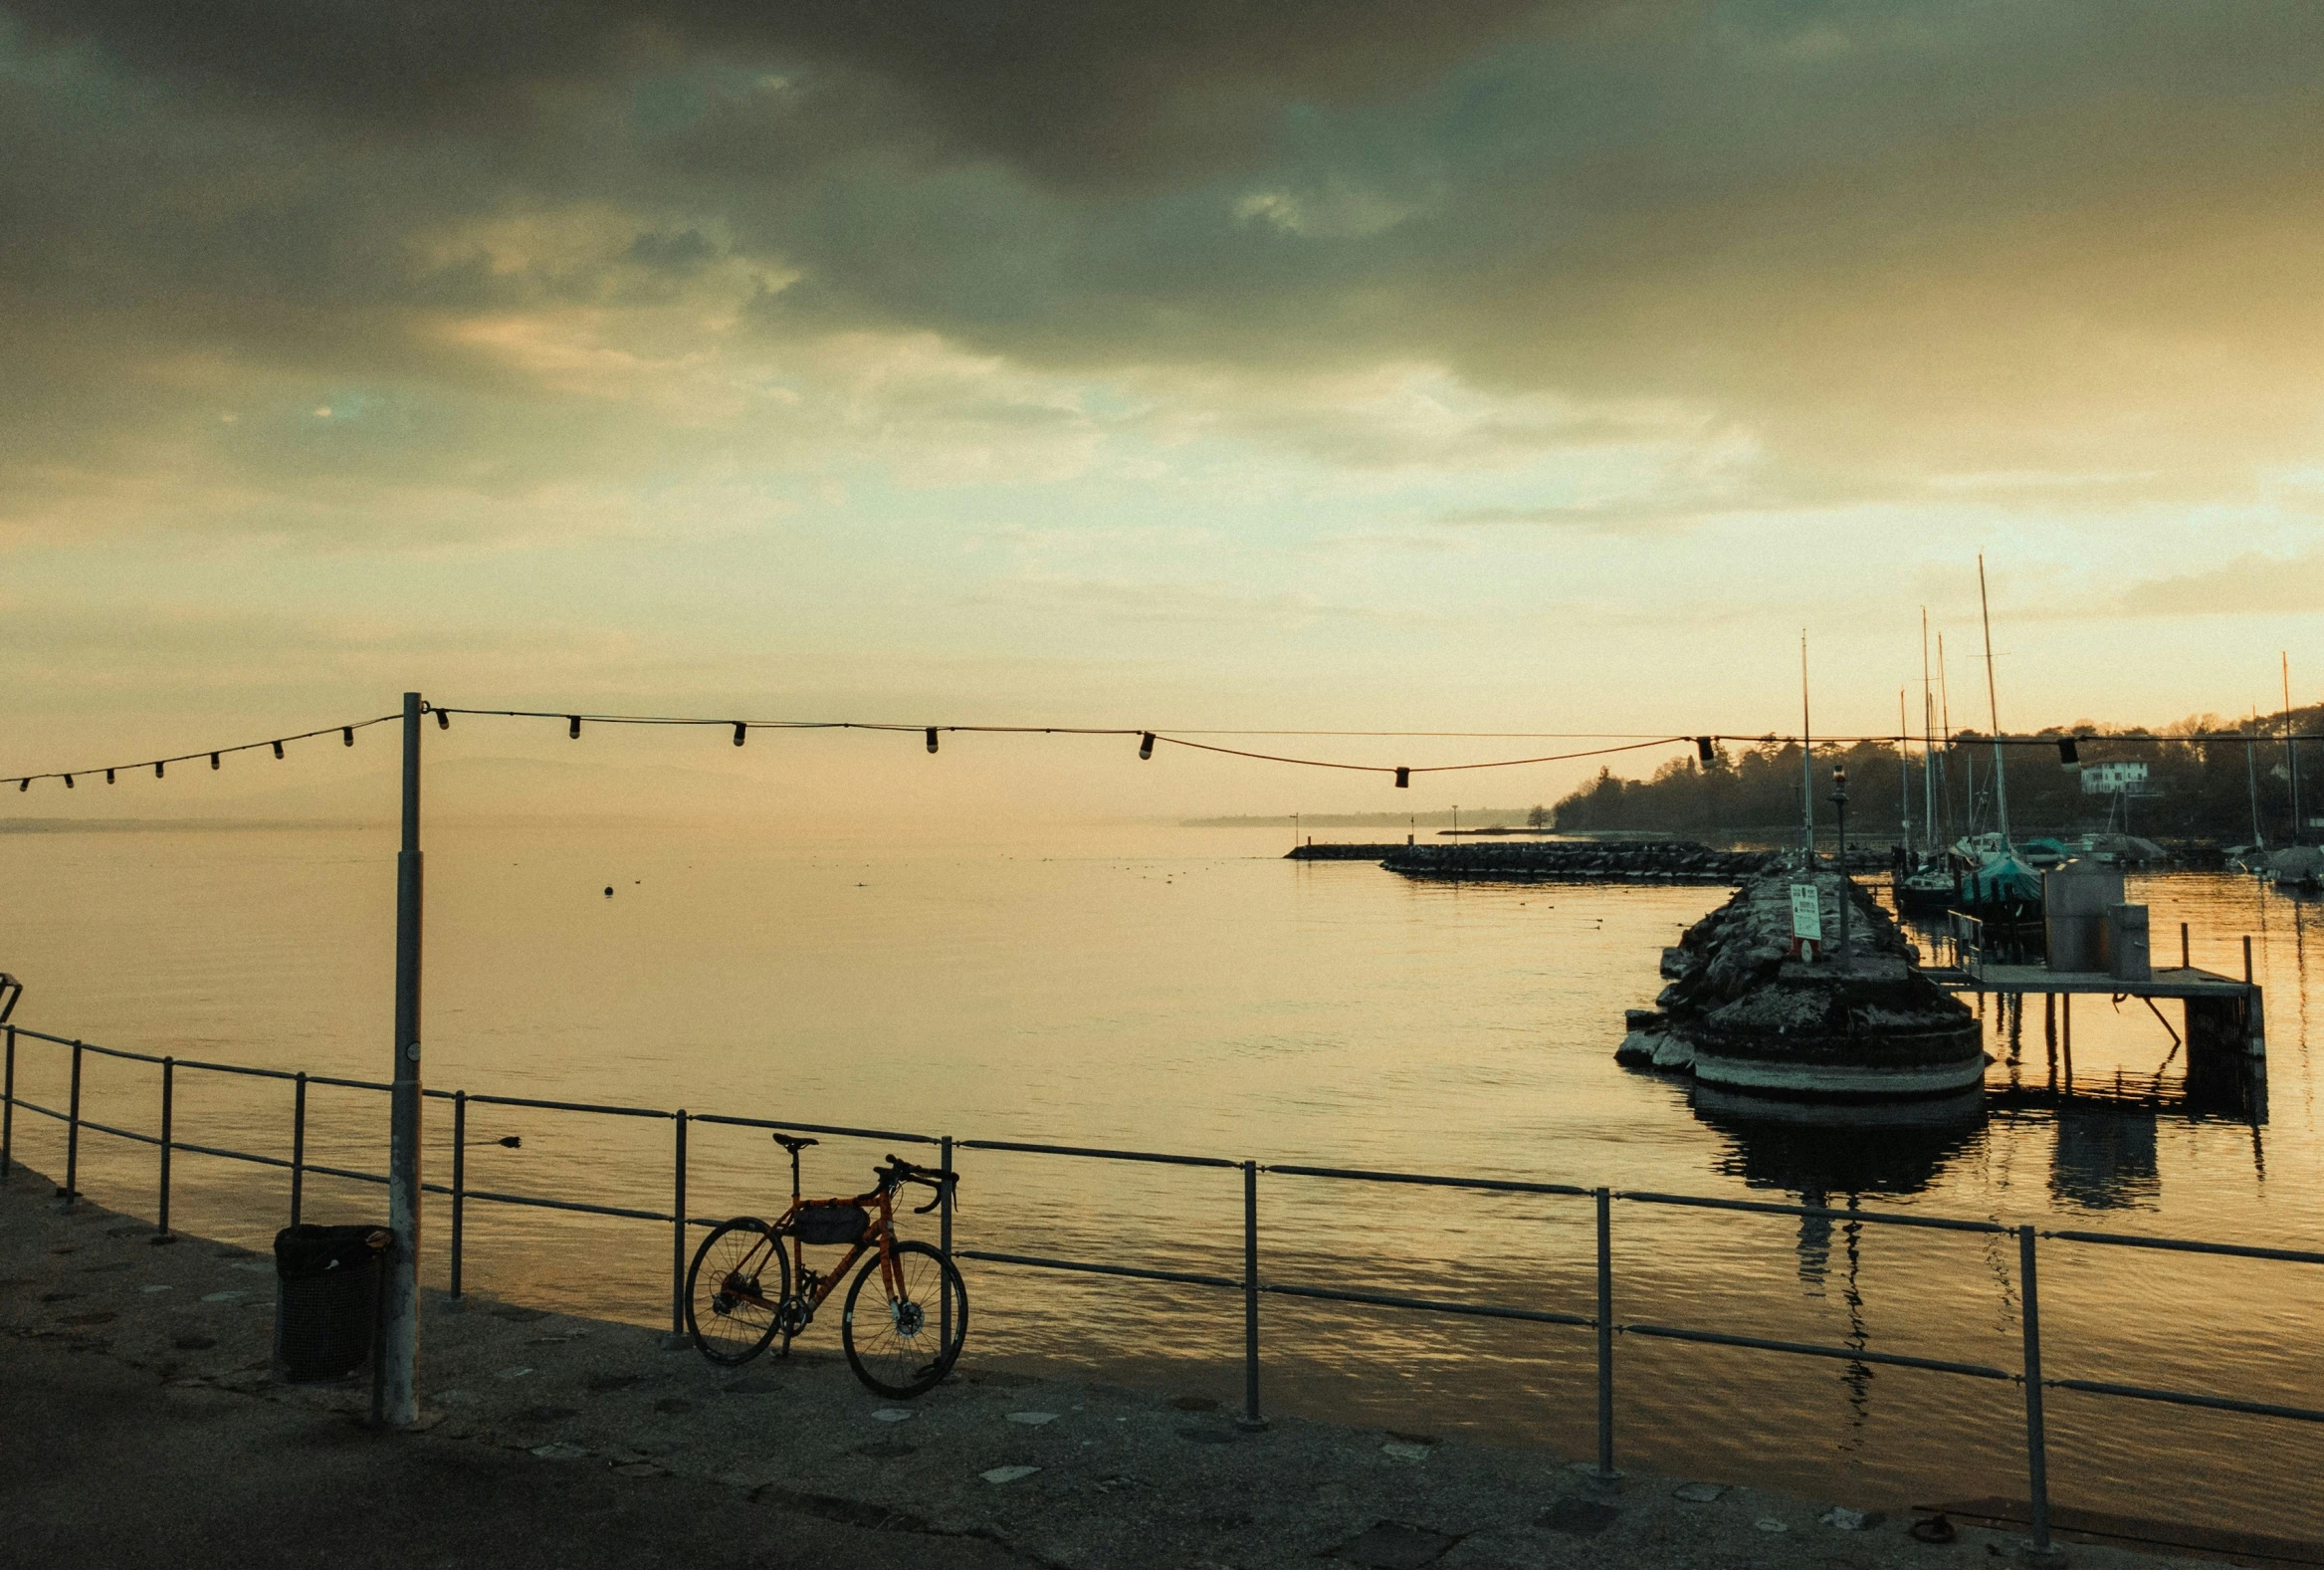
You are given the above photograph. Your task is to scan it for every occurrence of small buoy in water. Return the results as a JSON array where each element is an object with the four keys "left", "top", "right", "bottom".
[{"left": 603, "top": 887, "right": 614, "bottom": 897}]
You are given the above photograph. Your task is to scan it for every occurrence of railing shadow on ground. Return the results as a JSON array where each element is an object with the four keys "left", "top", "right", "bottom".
[{"left": 7, "top": 1020, "right": 2322, "bottom": 1560}]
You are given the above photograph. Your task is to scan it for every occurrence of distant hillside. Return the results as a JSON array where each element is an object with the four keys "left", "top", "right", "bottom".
[
  {"left": 1552, "top": 709, "right": 2321, "bottom": 844},
  {"left": 1184, "top": 808, "right": 1542, "bottom": 828}
]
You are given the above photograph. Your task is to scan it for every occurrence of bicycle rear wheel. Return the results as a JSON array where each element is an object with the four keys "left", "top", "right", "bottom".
[
  {"left": 686, "top": 1218, "right": 788, "bottom": 1366},
  {"left": 841, "top": 1239, "right": 967, "bottom": 1398}
]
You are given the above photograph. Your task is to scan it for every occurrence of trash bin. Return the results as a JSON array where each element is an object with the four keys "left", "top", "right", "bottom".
[{"left": 272, "top": 1224, "right": 390, "bottom": 1383}]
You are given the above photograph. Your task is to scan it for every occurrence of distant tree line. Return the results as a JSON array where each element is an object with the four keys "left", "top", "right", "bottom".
[{"left": 1550, "top": 709, "right": 2324, "bottom": 845}]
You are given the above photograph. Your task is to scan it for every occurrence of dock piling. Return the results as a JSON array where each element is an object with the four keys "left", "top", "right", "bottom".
[{"left": 2018, "top": 1226, "right": 2060, "bottom": 1564}]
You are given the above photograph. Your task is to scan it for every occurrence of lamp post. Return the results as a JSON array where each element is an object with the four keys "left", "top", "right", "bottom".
[{"left": 1829, "top": 764, "right": 1851, "bottom": 970}]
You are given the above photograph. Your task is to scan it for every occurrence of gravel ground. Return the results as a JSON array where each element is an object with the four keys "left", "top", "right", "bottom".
[{"left": 1, "top": 1162, "right": 2202, "bottom": 1570}]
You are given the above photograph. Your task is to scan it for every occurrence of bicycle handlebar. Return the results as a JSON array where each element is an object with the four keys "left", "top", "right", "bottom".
[{"left": 878, "top": 1154, "right": 958, "bottom": 1213}]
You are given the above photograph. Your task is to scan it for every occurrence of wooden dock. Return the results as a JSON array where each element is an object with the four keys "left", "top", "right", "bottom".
[{"left": 1922, "top": 962, "right": 2264, "bottom": 1058}]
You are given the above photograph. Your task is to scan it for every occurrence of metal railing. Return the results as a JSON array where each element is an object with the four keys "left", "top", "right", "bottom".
[{"left": 7, "top": 1020, "right": 2322, "bottom": 1557}]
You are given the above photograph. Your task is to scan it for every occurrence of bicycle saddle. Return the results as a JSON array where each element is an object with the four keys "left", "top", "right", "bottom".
[{"left": 771, "top": 1133, "right": 820, "bottom": 1153}]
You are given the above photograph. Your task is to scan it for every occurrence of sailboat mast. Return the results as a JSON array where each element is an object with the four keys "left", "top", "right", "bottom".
[
  {"left": 1978, "top": 554, "right": 2011, "bottom": 846},
  {"left": 1800, "top": 632, "right": 1815, "bottom": 866},
  {"left": 1921, "top": 608, "right": 1936, "bottom": 845},
  {"left": 1938, "top": 632, "right": 1955, "bottom": 841},
  {"left": 1899, "top": 688, "right": 1912, "bottom": 853},
  {"left": 2285, "top": 652, "right": 2302, "bottom": 846},
  {"left": 2249, "top": 706, "right": 2266, "bottom": 850}
]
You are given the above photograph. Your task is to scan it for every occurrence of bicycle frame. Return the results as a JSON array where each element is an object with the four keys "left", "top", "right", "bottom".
[{"left": 727, "top": 1185, "right": 907, "bottom": 1326}]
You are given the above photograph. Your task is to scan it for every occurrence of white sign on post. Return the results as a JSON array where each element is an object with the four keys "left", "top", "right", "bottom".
[{"left": 1790, "top": 883, "right": 1823, "bottom": 945}]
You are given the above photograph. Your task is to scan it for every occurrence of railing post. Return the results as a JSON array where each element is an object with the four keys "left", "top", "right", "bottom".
[
  {"left": 2018, "top": 1226, "right": 2059, "bottom": 1563},
  {"left": 62, "top": 1039, "right": 82, "bottom": 1205},
  {"left": 939, "top": 1134, "right": 953, "bottom": 1358},
  {"left": 670, "top": 1110, "right": 688, "bottom": 1342},
  {"left": 449, "top": 1090, "right": 466, "bottom": 1298},
  {"left": 290, "top": 1072, "right": 308, "bottom": 1226},
  {"left": 2, "top": 1024, "right": 14, "bottom": 1179},
  {"left": 1595, "top": 1187, "right": 1618, "bottom": 1480},
  {"left": 155, "top": 1057, "right": 175, "bottom": 1243},
  {"left": 2244, "top": 935, "right": 2254, "bottom": 986},
  {"left": 1240, "top": 1159, "right": 1264, "bottom": 1430}
]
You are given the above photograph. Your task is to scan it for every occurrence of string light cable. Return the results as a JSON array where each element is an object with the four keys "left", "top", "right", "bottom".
[
  {"left": 4, "top": 713, "right": 401, "bottom": 792},
  {"left": 8, "top": 702, "right": 2321, "bottom": 792}
]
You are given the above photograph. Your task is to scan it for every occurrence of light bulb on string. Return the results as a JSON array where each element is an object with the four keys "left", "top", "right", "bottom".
[
  {"left": 732, "top": 723, "right": 745, "bottom": 747},
  {"left": 1394, "top": 768, "right": 1409, "bottom": 788},
  {"left": 272, "top": 741, "right": 284, "bottom": 759},
  {"left": 436, "top": 709, "right": 449, "bottom": 731},
  {"left": 209, "top": 753, "right": 219, "bottom": 770},
  {"left": 926, "top": 728, "right": 939, "bottom": 755},
  {"left": 64, "top": 775, "right": 74, "bottom": 788},
  {"left": 155, "top": 761, "right": 164, "bottom": 779},
  {"left": 16, "top": 779, "right": 27, "bottom": 792},
  {"left": 568, "top": 716, "right": 581, "bottom": 740},
  {"left": 1139, "top": 733, "right": 1155, "bottom": 761},
  {"left": 341, "top": 727, "right": 353, "bottom": 747},
  {"left": 105, "top": 769, "right": 114, "bottom": 785}
]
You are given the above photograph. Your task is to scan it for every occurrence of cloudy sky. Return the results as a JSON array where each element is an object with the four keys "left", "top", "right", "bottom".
[{"left": 5, "top": 1, "right": 2322, "bottom": 814}]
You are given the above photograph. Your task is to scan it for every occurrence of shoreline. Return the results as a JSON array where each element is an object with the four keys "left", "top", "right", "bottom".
[{"left": 5, "top": 1161, "right": 2292, "bottom": 1570}]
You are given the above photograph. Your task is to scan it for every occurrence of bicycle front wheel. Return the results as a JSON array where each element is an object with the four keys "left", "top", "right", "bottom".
[
  {"left": 686, "top": 1218, "right": 788, "bottom": 1367},
  {"left": 841, "top": 1239, "right": 967, "bottom": 1398}
]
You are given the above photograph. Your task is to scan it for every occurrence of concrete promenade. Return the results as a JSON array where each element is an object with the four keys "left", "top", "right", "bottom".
[{"left": 0, "top": 1163, "right": 2202, "bottom": 1570}]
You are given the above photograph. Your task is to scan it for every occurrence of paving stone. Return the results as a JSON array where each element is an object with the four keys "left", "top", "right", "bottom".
[
  {"left": 981, "top": 1465, "right": 1039, "bottom": 1484},
  {"left": 1329, "top": 1521, "right": 1461, "bottom": 1568},
  {"left": 1537, "top": 1497, "right": 1622, "bottom": 1536}
]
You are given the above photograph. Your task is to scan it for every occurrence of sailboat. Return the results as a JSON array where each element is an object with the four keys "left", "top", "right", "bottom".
[
  {"left": 1894, "top": 610, "right": 1961, "bottom": 913},
  {"left": 1946, "top": 557, "right": 2044, "bottom": 956}
]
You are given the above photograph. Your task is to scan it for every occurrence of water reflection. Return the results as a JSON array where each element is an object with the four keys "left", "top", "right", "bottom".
[{"left": 2050, "top": 1107, "right": 2161, "bottom": 1210}]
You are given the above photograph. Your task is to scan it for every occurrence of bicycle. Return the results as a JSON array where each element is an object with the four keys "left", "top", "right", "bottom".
[{"left": 685, "top": 1134, "right": 969, "bottom": 1398}]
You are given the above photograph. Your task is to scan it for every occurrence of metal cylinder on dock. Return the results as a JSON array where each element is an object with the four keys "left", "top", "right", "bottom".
[{"left": 2042, "top": 859, "right": 2122, "bottom": 972}]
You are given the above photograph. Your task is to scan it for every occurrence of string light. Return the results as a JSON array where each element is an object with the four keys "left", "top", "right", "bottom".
[{"left": 8, "top": 702, "right": 2322, "bottom": 797}]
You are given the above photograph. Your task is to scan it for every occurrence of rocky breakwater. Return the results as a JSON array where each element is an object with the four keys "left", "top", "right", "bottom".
[
  {"left": 1617, "top": 869, "right": 1987, "bottom": 1100},
  {"left": 1379, "top": 839, "right": 1785, "bottom": 883}
]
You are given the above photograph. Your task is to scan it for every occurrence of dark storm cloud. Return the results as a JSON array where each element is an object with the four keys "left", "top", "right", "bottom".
[
  {"left": 4, "top": 0, "right": 1553, "bottom": 182},
  {"left": 7, "top": 0, "right": 2324, "bottom": 545}
]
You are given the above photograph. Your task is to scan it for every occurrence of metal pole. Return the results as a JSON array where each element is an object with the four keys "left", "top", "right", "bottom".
[
  {"left": 2244, "top": 935, "right": 2254, "bottom": 986},
  {"left": 63, "top": 1039, "right": 82, "bottom": 1205},
  {"left": 2, "top": 1025, "right": 14, "bottom": 1179},
  {"left": 290, "top": 1072, "right": 308, "bottom": 1226},
  {"left": 377, "top": 691, "right": 425, "bottom": 1429},
  {"left": 1595, "top": 1187, "right": 1617, "bottom": 1479},
  {"left": 1241, "top": 1160, "right": 1262, "bottom": 1430},
  {"left": 939, "top": 1134, "right": 953, "bottom": 1357},
  {"left": 670, "top": 1110, "right": 688, "bottom": 1342},
  {"left": 449, "top": 1090, "right": 466, "bottom": 1299},
  {"left": 156, "top": 1057, "right": 174, "bottom": 1242},
  {"left": 2018, "top": 1226, "right": 2057, "bottom": 1559},
  {"left": 2181, "top": 922, "right": 2190, "bottom": 972}
]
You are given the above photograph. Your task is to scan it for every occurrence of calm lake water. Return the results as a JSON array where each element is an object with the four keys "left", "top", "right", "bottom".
[{"left": 3, "top": 819, "right": 2317, "bottom": 1531}]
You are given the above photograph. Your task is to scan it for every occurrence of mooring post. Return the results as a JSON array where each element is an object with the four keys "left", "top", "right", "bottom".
[
  {"left": 939, "top": 1134, "right": 954, "bottom": 1359},
  {"left": 1594, "top": 1187, "right": 1618, "bottom": 1480},
  {"left": 1240, "top": 1159, "right": 1263, "bottom": 1430},
  {"left": 376, "top": 690, "right": 425, "bottom": 1430},
  {"left": 2017, "top": 1225, "right": 2059, "bottom": 1562},
  {"left": 156, "top": 1057, "right": 174, "bottom": 1242},
  {"left": 670, "top": 1110, "right": 689, "bottom": 1342},
  {"left": 63, "top": 1039, "right": 82, "bottom": 1205},
  {"left": 290, "top": 1072, "right": 308, "bottom": 1226},
  {"left": 2, "top": 1024, "right": 15, "bottom": 1179},
  {"left": 449, "top": 1090, "right": 466, "bottom": 1299}
]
